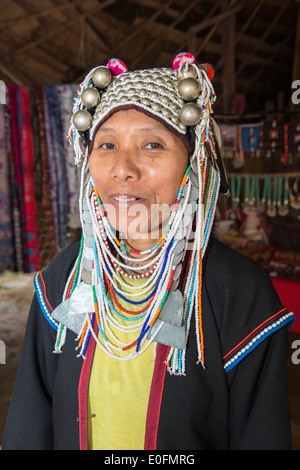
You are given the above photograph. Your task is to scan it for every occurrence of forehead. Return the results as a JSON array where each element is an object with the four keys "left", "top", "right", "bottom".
[
  {"left": 89, "top": 107, "right": 192, "bottom": 155},
  {"left": 96, "top": 108, "right": 170, "bottom": 133}
]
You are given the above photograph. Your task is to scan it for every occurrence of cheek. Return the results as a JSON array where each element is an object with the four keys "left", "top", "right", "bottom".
[
  {"left": 152, "top": 166, "right": 186, "bottom": 205},
  {"left": 89, "top": 155, "right": 107, "bottom": 195}
]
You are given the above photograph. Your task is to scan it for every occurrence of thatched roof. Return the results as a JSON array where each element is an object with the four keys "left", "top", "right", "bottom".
[{"left": 1, "top": 0, "right": 299, "bottom": 114}]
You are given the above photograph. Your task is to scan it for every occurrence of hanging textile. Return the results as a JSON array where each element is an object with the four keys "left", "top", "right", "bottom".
[
  {"left": 42, "top": 86, "right": 60, "bottom": 248},
  {"left": 57, "top": 84, "right": 81, "bottom": 231},
  {"left": 33, "top": 86, "right": 58, "bottom": 267},
  {"left": 19, "top": 87, "right": 42, "bottom": 272},
  {"left": 218, "top": 123, "right": 237, "bottom": 159},
  {"left": 261, "top": 119, "right": 284, "bottom": 158},
  {"left": 7, "top": 86, "right": 27, "bottom": 271},
  {"left": 284, "top": 122, "right": 300, "bottom": 165},
  {"left": 239, "top": 123, "right": 261, "bottom": 159},
  {"left": 1, "top": 82, "right": 78, "bottom": 274},
  {"left": 44, "top": 86, "right": 69, "bottom": 249},
  {"left": 0, "top": 103, "right": 14, "bottom": 271}
]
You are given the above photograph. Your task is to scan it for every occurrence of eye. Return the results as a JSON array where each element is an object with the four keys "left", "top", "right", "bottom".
[
  {"left": 99, "top": 143, "right": 115, "bottom": 150},
  {"left": 144, "top": 142, "right": 163, "bottom": 150}
]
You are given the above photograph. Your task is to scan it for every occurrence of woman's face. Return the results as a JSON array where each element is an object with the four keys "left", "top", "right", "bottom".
[{"left": 89, "top": 109, "right": 189, "bottom": 251}]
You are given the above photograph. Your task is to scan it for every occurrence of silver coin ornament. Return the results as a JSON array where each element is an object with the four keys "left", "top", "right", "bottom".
[
  {"left": 81, "top": 87, "right": 101, "bottom": 109},
  {"left": 92, "top": 66, "right": 112, "bottom": 89},
  {"left": 72, "top": 109, "right": 93, "bottom": 132},
  {"left": 178, "top": 78, "right": 201, "bottom": 101},
  {"left": 179, "top": 102, "right": 202, "bottom": 126}
]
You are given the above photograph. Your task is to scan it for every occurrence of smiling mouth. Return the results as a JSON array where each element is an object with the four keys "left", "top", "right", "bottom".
[
  {"left": 109, "top": 195, "right": 146, "bottom": 208},
  {"left": 112, "top": 196, "right": 141, "bottom": 202}
]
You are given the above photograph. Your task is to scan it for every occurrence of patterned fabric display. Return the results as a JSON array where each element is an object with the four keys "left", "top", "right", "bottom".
[
  {"left": 33, "top": 86, "right": 57, "bottom": 267},
  {"left": 218, "top": 124, "right": 237, "bottom": 158},
  {"left": 57, "top": 84, "right": 81, "bottom": 231},
  {"left": 239, "top": 123, "right": 261, "bottom": 158},
  {"left": 19, "top": 86, "right": 42, "bottom": 272},
  {"left": 0, "top": 103, "right": 14, "bottom": 271},
  {"left": 284, "top": 122, "right": 300, "bottom": 164},
  {"left": 261, "top": 119, "right": 284, "bottom": 156},
  {"left": 0, "top": 84, "right": 78, "bottom": 273},
  {"left": 45, "top": 86, "right": 69, "bottom": 249}
]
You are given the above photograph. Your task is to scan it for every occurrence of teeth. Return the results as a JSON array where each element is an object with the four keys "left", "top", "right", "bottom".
[{"left": 114, "top": 196, "right": 137, "bottom": 202}]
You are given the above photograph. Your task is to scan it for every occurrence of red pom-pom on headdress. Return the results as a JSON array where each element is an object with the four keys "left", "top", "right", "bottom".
[
  {"left": 204, "top": 63, "right": 215, "bottom": 81},
  {"left": 172, "top": 52, "right": 196, "bottom": 70},
  {"left": 107, "top": 58, "right": 128, "bottom": 76}
]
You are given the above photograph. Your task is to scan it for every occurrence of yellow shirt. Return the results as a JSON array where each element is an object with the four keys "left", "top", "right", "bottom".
[{"left": 88, "top": 272, "right": 156, "bottom": 450}]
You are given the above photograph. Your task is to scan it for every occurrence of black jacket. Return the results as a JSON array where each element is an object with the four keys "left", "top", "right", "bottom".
[{"left": 2, "top": 238, "right": 294, "bottom": 450}]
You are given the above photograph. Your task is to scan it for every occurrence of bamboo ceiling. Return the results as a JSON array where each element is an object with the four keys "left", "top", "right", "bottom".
[{"left": 0, "top": 0, "right": 299, "bottom": 114}]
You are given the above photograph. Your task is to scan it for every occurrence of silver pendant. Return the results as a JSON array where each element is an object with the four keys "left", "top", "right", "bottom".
[
  {"left": 148, "top": 320, "right": 186, "bottom": 350},
  {"left": 147, "top": 290, "right": 186, "bottom": 349},
  {"left": 52, "top": 298, "right": 85, "bottom": 335},
  {"left": 158, "top": 289, "right": 184, "bottom": 326},
  {"left": 52, "top": 282, "right": 94, "bottom": 335}
]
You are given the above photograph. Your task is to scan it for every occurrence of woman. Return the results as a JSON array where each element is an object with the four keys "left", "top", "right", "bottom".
[{"left": 2, "top": 53, "right": 295, "bottom": 450}]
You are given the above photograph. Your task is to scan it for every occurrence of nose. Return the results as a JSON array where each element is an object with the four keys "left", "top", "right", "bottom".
[{"left": 112, "top": 148, "right": 141, "bottom": 182}]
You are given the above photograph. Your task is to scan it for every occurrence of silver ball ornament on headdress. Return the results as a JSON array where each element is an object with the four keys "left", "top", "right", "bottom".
[
  {"left": 177, "top": 63, "right": 198, "bottom": 81},
  {"left": 81, "top": 87, "right": 101, "bottom": 108},
  {"left": 72, "top": 109, "right": 93, "bottom": 132},
  {"left": 178, "top": 78, "right": 201, "bottom": 101},
  {"left": 178, "top": 103, "right": 202, "bottom": 126},
  {"left": 92, "top": 66, "right": 112, "bottom": 89}
]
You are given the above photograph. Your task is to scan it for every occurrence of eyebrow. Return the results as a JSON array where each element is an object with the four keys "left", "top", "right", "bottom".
[{"left": 96, "top": 125, "right": 166, "bottom": 134}]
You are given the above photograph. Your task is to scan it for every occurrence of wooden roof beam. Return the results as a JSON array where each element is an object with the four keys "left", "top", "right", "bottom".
[
  {"left": 189, "top": 4, "right": 241, "bottom": 35},
  {"left": 292, "top": 0, "right": 300, "bottom": 83},
  {"left": 221, "top": 0, "right": 236, "bottom": 113},
  {"left": 127, "top": 0, "right": 179, "bottom": 19},
  {"left": 65, "top": 0, "right": 110, "bottom": 56},
  {"left": 234, "top": 0, "right": 265, "bottom": 45},
  {"left": 236, "top": 0, "right": 292, "bottom": 78},
  {"left": 73, "top": 0, "right": 176, "bottom": 81},
  {"left": 187, "top": 0, "right": 221, "bottom": 55},
  {"left": 108, "top": 0, "right": 176, "bottom": 58},
  {"left": 0, "top": 0, "right": 89, "bottom": 28},
  {"left": 130, "top": 0, "right": 201, "bottom": 68},
  {"left": 195, "top": 0, "right": 237, "bottom": 58},
  {"left": 1, "top": 0, "right": 116, "bottom": 61}
]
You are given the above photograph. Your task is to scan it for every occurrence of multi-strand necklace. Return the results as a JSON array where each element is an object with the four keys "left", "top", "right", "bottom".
[
  {"left": 57, "top": 163, "right": 193, "bottom": 361},
  {"left": 54, "top": 136, "right": 220, "bottom": 375},
  {"left": 86, "top": 167, "right": 190, "bottom": 360}
]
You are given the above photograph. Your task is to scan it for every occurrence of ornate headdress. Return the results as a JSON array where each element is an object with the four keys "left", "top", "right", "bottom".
[{"left": 51, "top": 53, "right": 229, "bottom": 375}]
